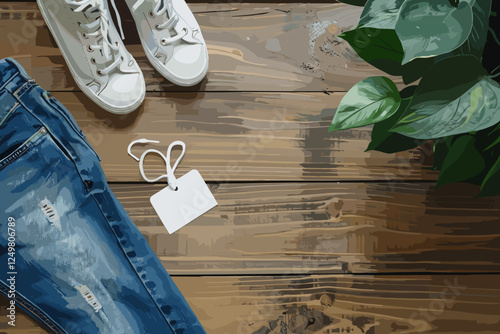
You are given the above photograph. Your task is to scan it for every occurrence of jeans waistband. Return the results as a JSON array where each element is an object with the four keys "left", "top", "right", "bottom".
[
  {"left": 0, "top": 59, "right": 38, "bottom": 124},
  {"left": 0, "top": 58, "right": 36, "bottom": 96}
]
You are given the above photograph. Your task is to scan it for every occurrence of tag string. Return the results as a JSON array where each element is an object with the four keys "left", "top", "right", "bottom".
[{"left": 128, "top": 139, "right": 186, "bottom": 191}]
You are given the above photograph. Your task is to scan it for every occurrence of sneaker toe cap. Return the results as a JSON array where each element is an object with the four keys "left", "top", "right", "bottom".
[
  {"left": 98, "top": 72, "right": 145, "bottom": 113},
  {"left": 165, "top": 43, "right": 208, "bottom": 85}
]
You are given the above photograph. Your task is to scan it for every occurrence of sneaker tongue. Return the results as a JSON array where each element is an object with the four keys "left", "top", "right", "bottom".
[{"left": 156, "top": 0, "right": 173, "bottom": 17}]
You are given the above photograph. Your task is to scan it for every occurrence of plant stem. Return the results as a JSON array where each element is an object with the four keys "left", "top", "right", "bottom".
[{"left": 489, "top": 28, "right": 500, "bottom": 47}]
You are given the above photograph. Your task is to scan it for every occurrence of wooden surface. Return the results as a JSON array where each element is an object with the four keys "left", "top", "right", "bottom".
[
  {"left": 0, "top": 2, "right": 403, "bottom": 92},
  {"left": 114, "top": 182, "right": 500, "bottom": 274},
  {"left": 2, "top": 275, "right": 500, "bottom": 333},
  {"left": 1, "top": 1, "right": 499, "bottom": 333},
  {"left": 55, "top": 91, "right": 438, "bottom": 182}
]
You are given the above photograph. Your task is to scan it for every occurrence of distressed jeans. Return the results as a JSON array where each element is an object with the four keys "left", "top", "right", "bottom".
[{"left": 0, "top": 58, "right": 205, "bottom": 333}]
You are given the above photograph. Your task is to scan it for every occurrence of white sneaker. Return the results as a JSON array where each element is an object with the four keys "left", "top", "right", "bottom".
[
  {"left": 37, "top": 0, "right": 146, "bottom": 114},
  {"left": 125, "top": 0, "right": 209, "bottom": 86}
]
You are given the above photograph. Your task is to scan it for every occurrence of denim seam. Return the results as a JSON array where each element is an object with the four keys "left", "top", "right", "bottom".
[
  {"left": 10, "top": 88, "right": 79, "bottom": 160},
  {"left": 0, "top": 101, "right": 19, "bottom": 127},
  {"left": 88, "top": 192, "right": 177, "bottom": 334},
  {"left": 0, "top": 72, "right": 20, "bottom": 124},
  {"left": 41, "top": 92, "right": 101, "bottom": 161},
  {"left": 0, "top": 128, "right": 45, "bottom": 171},
  {"left": 0, "top": 280, "right": 67, "bottom": 334},
  {"left": 0, "top": 72, "right": 18, "bottom": 91}
]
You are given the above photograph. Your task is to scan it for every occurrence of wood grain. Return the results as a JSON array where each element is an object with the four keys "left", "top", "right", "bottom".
[
  {"left": 0, "top": 2, "right": 403, "bottom": 92},
  {"left": 51, "top": 91, "right": 438, "bottom": 182},
  {"left": 2, "top": 275, "right": 499, "bottom": 334},
  {"left": 109, "top": 182, "right": 500, "bottom": 274}
]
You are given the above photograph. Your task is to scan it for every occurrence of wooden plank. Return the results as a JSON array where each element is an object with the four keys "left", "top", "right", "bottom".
[
  {"left": 110, "top": 182, "right": 500, "bottom": 274},
  {"left": 177, "top": 275, "right": 500, "bottom": 334},
  {"left": 2, "top": 275, "right": 499, "bottom": 333},
  {"left": 55, "top": 91, "right": 438, "bottom": 182},
  {"left": 0, "top": 2, "right": 402, "bottom": 92}
]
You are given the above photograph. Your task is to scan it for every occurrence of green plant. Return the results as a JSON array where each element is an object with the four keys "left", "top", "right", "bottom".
[{"left": 330, "top": 0, "right": 500, "bottom": 196}]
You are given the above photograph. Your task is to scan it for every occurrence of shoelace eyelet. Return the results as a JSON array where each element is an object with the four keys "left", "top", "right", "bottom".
[
  {"left": 149, "top": 10, "right": 155, "bottom": 17},
  {"left": 155, "top": 24, "right": 161, "bottom": 29},
  {"left": 69, "top": 1, "right": 123, "bottom": 78},
  {"left": 160, "top": 28, "right": 188, "bottom": 46}
]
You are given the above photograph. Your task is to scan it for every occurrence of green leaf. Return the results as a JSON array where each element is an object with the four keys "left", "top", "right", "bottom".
[
  {"left": 395, "top": 0, "right": 474, "bottom": 64},
  {"left": 337, "top": 0, "right": 368, "bottom": 6},
  {"left": 367, "top": 85, "right": 424, "bottom": 153},
  {"left": 339, "top": 28, "right": 404, "bottom": 75},
  {"left": 329, "top": 76, "right": 401, "bottom": 132},
  {"left": 456, "top": 0, "right": 492, "bottom": 58},
  {"left": 340, "top": 23, "right": 436, "bottom": 81},
  {"left": 359, "top": 0, "right": 407, "bottom": 29},
  {"left": 401, "top": 57, "right": 435, "bottom": 84},
  {"left": 480, "top": 154, "right": 500, "bottom": 196},
  {"left": 398, "top": 0, "right": 492, "bottom": 82},
  {"left": 433, "top": 136, "right": 454, "bottom": 171},
  {"left": 392, "top": 56, "right": 500, "bottom": 139},
  {"left": 436, "top": 135, "right": 485, "bottom": 188},
  {"left": 485, "top": 131, "right": 500, "bottom": 150}
]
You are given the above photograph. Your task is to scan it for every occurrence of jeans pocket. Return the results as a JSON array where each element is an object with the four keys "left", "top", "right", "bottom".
[
  {"left": 0, "top": 127, "right": 46, "bottom": 171},
  {"left": 0, "top": 126, "right": 73, "bottom": 173}
]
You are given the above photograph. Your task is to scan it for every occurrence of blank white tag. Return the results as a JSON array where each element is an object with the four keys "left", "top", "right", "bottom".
[{"left": 150, "top": 170, "right": 217, "bottom": 234}]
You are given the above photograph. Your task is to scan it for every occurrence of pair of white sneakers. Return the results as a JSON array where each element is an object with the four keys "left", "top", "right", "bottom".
[{"left": 37, "top": 0, "right": 208, "bottom": 114}]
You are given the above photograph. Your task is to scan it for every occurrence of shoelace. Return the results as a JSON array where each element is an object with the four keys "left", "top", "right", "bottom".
[
  {"left": 66, "top": 0, "right": 124, "bottom": 76},
  {"left": 131, "top": 0, "right": 188, "bottom": 46},
  {"left": 127, "top": 138, "right": 185, "bottom": 190}
]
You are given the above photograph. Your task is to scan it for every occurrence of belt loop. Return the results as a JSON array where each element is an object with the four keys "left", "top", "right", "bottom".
[{"left": 13, "top": 78, "right": 37, "bottom": 99}]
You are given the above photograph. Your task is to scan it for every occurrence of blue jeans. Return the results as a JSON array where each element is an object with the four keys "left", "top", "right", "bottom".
[{"left": 0, "top": 58, "right": 205, "bottom": 334}]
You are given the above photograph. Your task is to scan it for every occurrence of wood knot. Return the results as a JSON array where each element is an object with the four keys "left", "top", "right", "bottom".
[
  {"left": 325, "top": 198, "right": 344, "bottom": 219},
  {"left": 327, "top": 23, "right": 338, "bottom": 35},
  {"left": 320, "top": 294, "right": 333, "bottom": 308}
]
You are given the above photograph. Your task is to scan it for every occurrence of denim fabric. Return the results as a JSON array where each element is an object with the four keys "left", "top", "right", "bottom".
[{"left": 0, "top": 58, "right": 205, "bottom": 334}]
